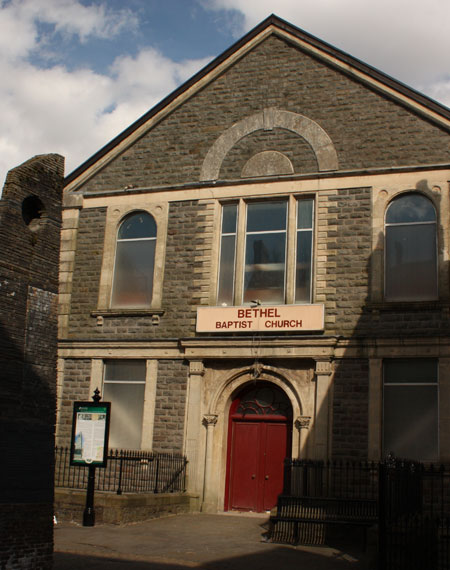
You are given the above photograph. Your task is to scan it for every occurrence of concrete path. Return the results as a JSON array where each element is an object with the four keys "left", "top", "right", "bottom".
[{"left": 54, "top": 512, "right": 368, "bottom": 569}]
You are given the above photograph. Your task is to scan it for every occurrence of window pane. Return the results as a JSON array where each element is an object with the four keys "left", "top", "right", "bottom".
[
  {"left": 297, "top": 199, "right": 313, "bottom": 229},
  {"left": 104, "top": 360, "right": 146, "bottom": 382},
  {"left": 112, "top": 239, "right": 156, "bottom": 307},
  {"left": 222, "top": 204, "right": 237, "bottom": 234},
  {"left": 103, "top": 382, "right": 145, "bottom": 449},
  {"left": 118, "top": 212, "right": 156, "bottom": 239},
  {"left": 384, "top": 359, "right": 437, "bottom": 384},
  {"left": 385, "top": 224, "right": 437, "bottom": 300},
  {"left": 247, "top": 202, "right": 287, "bottom": 232},
  {"left": 217, "top": 234, "right": 236, "bottom": 305},
  {"left": 386, "top": 194, "right": 436, "bottom": 224},
  {"left": 384, "top": 385, "right": 438, "bottom": 461},
  {"left": 296, "top": 231, "right": 312, "bottom": 303},
  {"left": 244, "top": 233, "right": 286, "bottom": 303}
]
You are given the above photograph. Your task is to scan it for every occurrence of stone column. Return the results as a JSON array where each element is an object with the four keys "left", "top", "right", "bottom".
[
  {"left": 295, "top": 415, "right": 311, "bottom": 458},
  {"left": 439, "top": 358, "right": 450, "bottom": 462},
  {"left": 368, "top": 358, "right": 382, "bottom": 461},
  {"left": 313, "top": 359, "right": 333, "bottom": 460},
  {"left": 202, "top": 414, "right": 218, "bottom": 512},
  {"left": 184, "top": 361, "right": 205, "bottom": 498}
]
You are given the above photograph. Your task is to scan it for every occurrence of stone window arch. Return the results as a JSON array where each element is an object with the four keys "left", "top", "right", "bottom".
[{"left": 200, "top": 108, "right": 338, "bottom": 181}]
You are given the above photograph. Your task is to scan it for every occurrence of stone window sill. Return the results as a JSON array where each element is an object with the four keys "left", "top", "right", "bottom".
[{"left": 91, "top": 309, "right": 165, "bottom": 326}]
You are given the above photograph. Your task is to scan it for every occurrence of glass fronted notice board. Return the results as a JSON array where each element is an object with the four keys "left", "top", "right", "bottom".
[{"left": 70, "top": 401, "right": 111, "bottom": 467}]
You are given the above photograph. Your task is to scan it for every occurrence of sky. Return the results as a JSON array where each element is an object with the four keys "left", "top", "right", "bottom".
[{"left": 0, "top": 0, "right": 449, "bottom": 188}]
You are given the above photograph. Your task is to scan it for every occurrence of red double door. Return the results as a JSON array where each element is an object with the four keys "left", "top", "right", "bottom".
[
  {"left": 225, "top": 381, "right": 293, "bottom": 512},
  {"left": 226, "top": 419, "right": 291, "bottom": 512}
]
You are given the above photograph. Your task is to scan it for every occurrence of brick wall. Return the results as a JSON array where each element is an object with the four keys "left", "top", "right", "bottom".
[
  {"left": 68, "top": 207, "right": 106, "bottom": 336},
  {"left": 0, "top": 505, "right": 53, "bottom": 570},
  {"left": 0, "top": 155, "right": 63, "bottom": 570},
  {"left": 332, "top": 359, "right": 369, "bottom": 459},
  {"left": 317, "top": 187, "right": 372, "bottom": 335},
  {"left": 57, "top": 358, "right": 92, "bottom": 444},
  {"left": 152, "top": 360, "right": 188, "bottom": 452},
  {"left": 78, "top": 35, "right": 449, "bottom": 194},
  {"left": 67, "top": 199, "right": 214, "bottom": 339}
]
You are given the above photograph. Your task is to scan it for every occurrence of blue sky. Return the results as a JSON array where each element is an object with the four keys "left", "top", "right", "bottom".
[{"left": 0, "top": 0, "right": 448, "bottom": 187}]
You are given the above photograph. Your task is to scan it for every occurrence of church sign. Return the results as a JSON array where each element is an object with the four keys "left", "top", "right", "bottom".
[{"left": 196, "top": 304, "right": 324, "bottom": 333}]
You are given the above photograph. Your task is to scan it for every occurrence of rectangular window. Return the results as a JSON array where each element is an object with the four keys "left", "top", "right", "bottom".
[
  {"left": 217, "top": 204, "right": 237, "bottom": 306},
  {"left": 103, "top": 360, "right": 146, "bottom": 449},
  {"left": 383, "top": 359, "right": 438, "bottom": 461},
  {"left": 296, "top": 199, "right": 314, "bottom": 303},
  {"left": 244, "top": 201, "right": 287, "bottom": 304},
  {"left": 217, "top": 197, "right": 314, "bottom": 306}
]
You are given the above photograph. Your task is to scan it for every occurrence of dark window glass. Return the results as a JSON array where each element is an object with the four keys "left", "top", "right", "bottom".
[
  {"left": 385, "top": 194, "right": 437, "bottom": 301},
  {"left": 217, "top": 204, "right": 237, "bottom": 305},
  {"left": 118, "top": 213, "right": 157, "bottom": 239},
  {"left": 233, "top": 382, "right": 292, "bottom": 418},
  {"left": 244, "top": 201, "right": 287, "bottom": 304},
  {"left": 296, "top": 199, "right": 314, "bottom": 303},
  {"left": 246, "top": 201, "right": 286, "bottom": 232},
  {"left": 386, "top": 194, "right": 436, "bottom": 224},
  {"left": 383, "top": 359, "right": 438, "bottom": 461}
]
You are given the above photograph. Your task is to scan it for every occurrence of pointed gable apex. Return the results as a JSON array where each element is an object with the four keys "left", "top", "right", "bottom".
[{"left": 65, "top": 14, "right": 450, "bottom": 193}]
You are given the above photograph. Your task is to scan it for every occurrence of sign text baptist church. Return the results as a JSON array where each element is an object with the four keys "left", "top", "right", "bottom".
[{"left": 196, "top": 305, "right": 324, "bottom": 333}]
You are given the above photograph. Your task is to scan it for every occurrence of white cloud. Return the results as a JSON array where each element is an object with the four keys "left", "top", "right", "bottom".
[
  {"left": 0, "top": 0, "right": 448, "bottom": 192},
  {"left": 0, "top": 0, "right": 137, "bottom": 55},
  {"left": 0, "top": 0, "right": 209, "bottom": 188},
  {"left": 204, "top": 0, "right": 450, "bottom": 105}
]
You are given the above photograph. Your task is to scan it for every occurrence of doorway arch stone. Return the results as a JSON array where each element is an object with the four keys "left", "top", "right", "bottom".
[{"left": 201, "top": 365, "right": 303, "bottom": 512}]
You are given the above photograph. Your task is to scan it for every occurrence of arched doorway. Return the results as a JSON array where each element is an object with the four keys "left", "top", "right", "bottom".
[{"left": 225, "top": 381, "right": 293, "bottom": 512}]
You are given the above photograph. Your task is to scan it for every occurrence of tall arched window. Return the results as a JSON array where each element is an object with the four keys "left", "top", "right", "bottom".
[
  {"left": 111, "top": 211, "right": 156, "bottom": 308},
  {"left": 385, "top": 193, "right": 437, "bottom": 301}
]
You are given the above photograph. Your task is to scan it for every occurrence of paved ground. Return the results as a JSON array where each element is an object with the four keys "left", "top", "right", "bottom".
[{"left": 54, "top": 512, "right": 370, "bottom": 569}]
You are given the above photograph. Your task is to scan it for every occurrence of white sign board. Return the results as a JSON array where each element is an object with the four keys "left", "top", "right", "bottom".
[{"left": 196, "top": 304, "right": 324, "bottom": 332}]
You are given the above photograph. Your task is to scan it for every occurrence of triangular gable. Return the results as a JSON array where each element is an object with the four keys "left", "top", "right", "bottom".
[{"left": 65, "top": 14, "right": 450, "bottom": 193}]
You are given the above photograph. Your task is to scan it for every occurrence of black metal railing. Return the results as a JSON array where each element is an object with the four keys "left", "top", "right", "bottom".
[
  {"left": 379, "top": 457, "right": 450, "bottom": 570},
  {"left": 283, "top": 458, "right": 379, "bottom": 500},
  {"left": 275, "top": 457, "right": 450, "bottom": 569},
  {"left": 55, "top": 446, "right": 187, "bottom": 494}
]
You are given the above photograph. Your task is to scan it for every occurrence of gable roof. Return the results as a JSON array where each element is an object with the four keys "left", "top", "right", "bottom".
[{"left": 65, "top": 14, "right": 450, "bottom": 192}]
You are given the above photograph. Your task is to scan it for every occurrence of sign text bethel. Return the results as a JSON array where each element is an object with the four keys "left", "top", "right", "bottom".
[{"left": 196, "top": 304, "right": 324, "bottom": 333}]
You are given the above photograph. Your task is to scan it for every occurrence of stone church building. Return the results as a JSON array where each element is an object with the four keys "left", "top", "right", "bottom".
[{"left": 57, "top": 15, "right": 450, "bottom": 514}]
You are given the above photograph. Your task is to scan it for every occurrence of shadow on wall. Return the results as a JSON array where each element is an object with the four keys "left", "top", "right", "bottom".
[
  {"left": 0, "top": 320, "right": 56, "bottom": 504},
  {"left": 316, "top": 182, "right": 448, "bottom": 461}
]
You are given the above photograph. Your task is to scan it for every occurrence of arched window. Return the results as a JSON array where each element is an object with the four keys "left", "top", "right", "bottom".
[
  {"left": 385, "top": 193, "right": 437, "bottom": 301},
  {"left": 111, "top": 211, "right": 156, "bottom": 308},
  {"left": 230, "top": 382, "right": 293, "bottom": 419}
]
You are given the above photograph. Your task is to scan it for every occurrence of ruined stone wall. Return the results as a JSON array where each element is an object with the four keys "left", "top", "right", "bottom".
[{"left": 0, "top": 155, "right": 64, "bottom": 569}]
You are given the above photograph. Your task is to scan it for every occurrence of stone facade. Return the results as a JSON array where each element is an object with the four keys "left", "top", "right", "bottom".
[
  {"left": 0, "top": 155, "right": 64, "bottom": 569},
  {"left": 58, "top": 17, "right": 450, "bottom": 514},
  {"left": 72, "top": 35, "right": 449, "bottom": 195}
]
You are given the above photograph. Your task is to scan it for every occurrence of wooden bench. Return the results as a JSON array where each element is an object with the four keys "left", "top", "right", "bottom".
[{"left": 269, "top": 495, "right": 378, "bottom": 546}]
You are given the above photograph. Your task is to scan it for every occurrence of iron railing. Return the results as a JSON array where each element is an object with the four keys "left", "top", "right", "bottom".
[
  {"left": 283, "top": 458, "right": 379, "bottom": 500},
  {"left": 275, "top": 457, "right": 450, "bottom": 569},
  {"left": 379, "top": 458, "right": 450, "bottom": 570},
  {"left": 55, "top": 446, "right": 187, "bottom": 494}
]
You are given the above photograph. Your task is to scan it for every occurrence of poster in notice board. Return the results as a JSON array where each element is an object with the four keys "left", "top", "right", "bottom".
[{"left": 70, "top": 401, "right": 111, "bottom": 467}]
